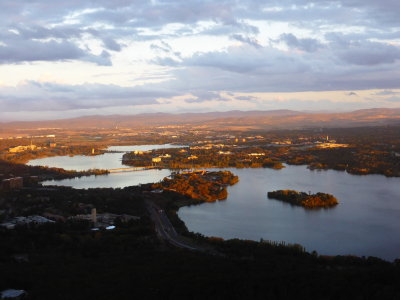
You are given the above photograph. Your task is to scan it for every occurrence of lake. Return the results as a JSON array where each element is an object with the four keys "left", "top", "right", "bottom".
[
  {"left": 29, "top": 145, "right": 400, "bottom": 261},
  {"left": 28, "top": 144, "right": 182, "bottom": 188}
]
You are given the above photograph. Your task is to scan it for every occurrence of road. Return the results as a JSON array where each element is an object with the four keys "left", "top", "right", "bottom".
[{"left": 145, "top": 199, "right": 198, "bottom": 251}]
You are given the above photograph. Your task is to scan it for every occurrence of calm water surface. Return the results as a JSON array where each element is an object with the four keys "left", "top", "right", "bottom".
[
  {"left": 28, "top": 144, "right": 183, "bottom": 187},
  {"left": 179, "top": 167, "right": 400, "bottom": 261},
  {"left": 29, "top": 148, "right": 400, "bottom": 261}
]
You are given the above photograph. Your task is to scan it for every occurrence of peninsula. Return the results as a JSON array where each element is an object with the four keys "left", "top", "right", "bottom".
[{"left": 151, "top": 171, "right": 239, "bottom": 202}]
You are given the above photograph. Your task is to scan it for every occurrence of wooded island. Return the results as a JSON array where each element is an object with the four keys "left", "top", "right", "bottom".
[{"left": 267, "top": 190, "right": 338, "bottom": 208}]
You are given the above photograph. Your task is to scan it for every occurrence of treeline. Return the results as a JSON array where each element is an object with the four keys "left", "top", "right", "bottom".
[
  {"left": 285, "top": 146, "right": 400, "bottom": 177},
  {"left": 1, "top": 220, "right": 399, "bottom": 299}
]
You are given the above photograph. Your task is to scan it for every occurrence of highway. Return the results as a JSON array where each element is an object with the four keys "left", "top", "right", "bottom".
[{"left": 145, "top": 199, "right": 198, "bottom": 251}]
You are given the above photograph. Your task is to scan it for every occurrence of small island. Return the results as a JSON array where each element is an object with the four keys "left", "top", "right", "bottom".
[{"left": 267, "top": 190, "right": 338, "bottom": 208}]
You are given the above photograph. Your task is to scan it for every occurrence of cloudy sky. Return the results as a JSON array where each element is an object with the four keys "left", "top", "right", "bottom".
[{"left": 1, "top": 0, "right": 400, "bottom": 121}]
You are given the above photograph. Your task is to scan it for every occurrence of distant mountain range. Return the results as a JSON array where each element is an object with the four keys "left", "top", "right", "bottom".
[{"left": 1, "top": 108, "right": 400, "bottom": 131}]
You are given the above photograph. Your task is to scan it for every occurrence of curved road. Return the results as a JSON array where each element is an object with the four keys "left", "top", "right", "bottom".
[{"left": 145, "top": 199, "right": 198, "bottom": 251}]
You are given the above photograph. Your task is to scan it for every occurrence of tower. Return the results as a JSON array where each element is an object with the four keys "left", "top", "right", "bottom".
[{"left": 91, "top": 208, "right": 97, "bottom": 225}]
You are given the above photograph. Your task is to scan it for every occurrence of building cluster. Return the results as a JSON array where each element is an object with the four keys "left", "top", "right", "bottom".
[
  {"left": 133, "top": 150, "right": 151, "bottom": 155},
  {"left": 316, "top": 143, "right": 349, "bottom": 149},
  {"left": 0, "top": 215, "right": 55, "bottom": 229},
  {"left": 190, "top": 144, "right": 226, "bottom": 150},
  {"left": 0, "top": 177, "right": 23, "bottom": 190},
  {"left": 218, "top": 151, "right": 233, "bottom": 155},
  {"left": 0, "top": 176, "right": 39, "bottom": 191},
  {"left": 69, "top": 208, "right": 140, "bottom": 229},
  {"left": 8, "top": 144, "right": 38, "bottom": 153},
  {"left": 0, "top": 289, "right": 27, "bottom": 299},
  {"left": 247, "top": 153, "right": 266, "bottom": 156},
  {"left": 7, "top": 142, "right": 60, "bottom": 153},
  {"left": 272, "top": 140, "right": 292, "bottom": 145},
  {"left": 152, "top": 157, "right": 162, "bottom": 163},
  {"left": 0, "top": 208, "right": 140, "bottom": 231}
]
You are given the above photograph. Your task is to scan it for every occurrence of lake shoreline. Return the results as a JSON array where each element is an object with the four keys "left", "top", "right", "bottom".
[{"left": 27, "top": 145, "right": 400, "bottom": 261}]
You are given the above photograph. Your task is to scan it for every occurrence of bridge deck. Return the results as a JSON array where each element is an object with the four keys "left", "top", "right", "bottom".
[{"left": 108, "top": 166, "right": 156, "bottom": 172}]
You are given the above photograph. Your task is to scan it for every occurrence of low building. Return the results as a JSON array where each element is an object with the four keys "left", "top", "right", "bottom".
[
  {"left": 8, "top": 145, "right": 37, "bottom": 153},
  {"left": 317, "top": 143, "right": 349, "bottom": 149},
  {"left": 134, "top": 150, "right": 150, "bottom": 155},
  {"left": 190, "top": 145, "right": 212, "bottom": 150},
  {"left": 42, "top": 213, "right": 66, "bottom": 222},
  {"left": 152, "top": 157, "right": 162, "bottom": 163},
  {"left": 272, "top": 140, "right": 292, "bottom": 145},
  {"left": 0, "top": 215, "right": 55, "bottom": 229},
  {"left": 218, "top": 151, "right": 232, "bottom": 155},
  {"left": 1, "top": 177, "right": 23, "bottom": 190},
  {"left": 1, "top": 289, "right": 27, "bottom": 299},
  {"left": 70, "top": 211, "right": 140, "bottom": 228}
]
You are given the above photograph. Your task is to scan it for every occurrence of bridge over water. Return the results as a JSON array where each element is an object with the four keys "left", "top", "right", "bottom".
[{"left": 108, "top": 166, "right": 157, "bottom": 173}]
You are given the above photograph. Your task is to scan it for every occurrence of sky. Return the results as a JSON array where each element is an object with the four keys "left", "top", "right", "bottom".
[{"left": 1, "top": 0, "right": 400, "bottom": 121}]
